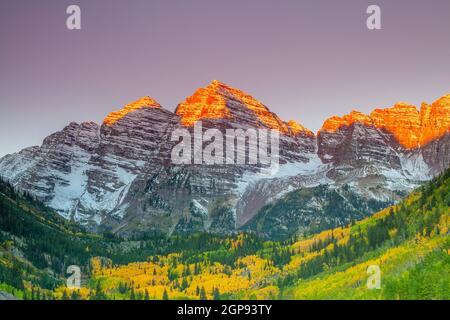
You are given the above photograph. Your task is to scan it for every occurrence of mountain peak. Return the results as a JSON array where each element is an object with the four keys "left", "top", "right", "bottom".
[
  {"left": 207, "top": 79, "right": 228, "bottom": 88},
  {"left": 392, "top": 101, "right": 417, "bottom": 109},
  {"left": 103, "top": 96, "right": 161, "bottom": 126},
  {"left": 320, "top": 94, "right": 450, "bottom": 149},
  {"left": 175, "top": 81, "right": 232, "bottom": 126},
  {"left": 320, "top": 109, "right": 372, "bottom": 133},
  {"left": 321, "top": 105, "right": 422, "bottom": 148},
  {"left": 432, "top": 93, "right": 450, "bottom": 109},
  {"left": 175, "top": 81, "right": 291, "bottom": 133},
  {"left": 419, "top": 93, "right": 450, "bottom": 145},
  {"left": 287, "top": 120, "right": 314, "bottom": 136}
]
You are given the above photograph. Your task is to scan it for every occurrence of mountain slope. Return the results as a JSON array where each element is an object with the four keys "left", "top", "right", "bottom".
[
  {"left": 0, "top": 178, "right": 99, "bottom": 298},
  {"left": 0, "top": 167, "right": 448, "bottom": 299},
  {"left": 242, "top": 183, "right": 394, "bottom": 240},
  {"left": 275, "top": 168, "right": 450, "bottom": 299},
  {"left": 79, "top": 167, "right": 450, "bottom": 300}
]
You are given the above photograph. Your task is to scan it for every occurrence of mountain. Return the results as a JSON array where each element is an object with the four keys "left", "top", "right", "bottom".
[
  {"left": 318, "top": 97, "right": 450, "bottom": 176},
  {"left": 240, "top": 94, "right": 450, "bottom": 237},
  {"left": 0, "top": 82, "right": 449, "bottom": 238}
]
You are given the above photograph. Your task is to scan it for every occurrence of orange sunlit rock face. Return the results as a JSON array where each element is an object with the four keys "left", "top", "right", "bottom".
[
  {"left": 175, "top": 80, "right": 232, "bottom": 126},
  {"left": 103, "top": 96, "right": 161, "bottom": 126},
  {"left": 320, "top": 94, "right": 450, "bottom": 149},
  {"left": 321, "top": 110, "right": 372, "bottom": 133},
  {"left": 420, "top": 94, "right": 450, "bottom": 146},
  {"left": 370, "top": 103, "right": 422, "bottom": 149},
  {"left": 176, "top": 80, "right": 307, "bottom": 134},
  {"left": 287, "top": 120, "right": 314, "bottom": 137}
]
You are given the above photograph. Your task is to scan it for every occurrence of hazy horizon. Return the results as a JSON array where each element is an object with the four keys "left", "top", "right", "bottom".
[{"left": 1, "top": 0, "right": 450, "bottom": 157}]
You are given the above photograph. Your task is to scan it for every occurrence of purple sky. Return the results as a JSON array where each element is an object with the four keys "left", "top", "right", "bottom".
[{"left": 1, "top": 0, "right": 449, "bottom": 157}]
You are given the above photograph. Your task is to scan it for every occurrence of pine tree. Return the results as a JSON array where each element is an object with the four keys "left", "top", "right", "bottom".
[
  {"left": 213, "top": 287, "right": 221, "bottom": 300},
  {"left": 196, "top": 285, "right": 200, "bottom": 296},
  {"left": 93, "top": 281, "right": 105, "bottom": 300},
  {"left": 199, "top": 286, "right": 207, "bottom": 300},
  {"left": 61, "top": 289, "right": 69, "bottom": 300},
  {"left": 71, "top": 290, "right": 79, "bottom": 300},
  {"left": 162, "top": 288, "right": 169, "bottom": 300},
  {"left": 181, "top": 277, "right": 189, "bottom": 291}
]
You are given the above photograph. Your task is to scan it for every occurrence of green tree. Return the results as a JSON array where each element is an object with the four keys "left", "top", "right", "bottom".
[
  {"left": 199, "top": 286, "right": 207, "bottom": 300},
  {"left": 213, "top": 287, "right": 221, "bottom": 300},
  {"left": 162, "top": 288, "right": 169, "bottom": 300}
]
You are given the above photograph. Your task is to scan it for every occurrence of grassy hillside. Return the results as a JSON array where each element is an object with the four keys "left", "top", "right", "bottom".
[{"left": 0, "top": 168, "right": 448, "bottom": 300}]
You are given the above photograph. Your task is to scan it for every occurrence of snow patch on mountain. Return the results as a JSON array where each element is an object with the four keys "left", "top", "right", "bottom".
[
  {"left": 49, "top": 148, "right": 91, "bottom": 217},
  {"left": 400, "top": 152, "right": 432, "bottom": 181},
  {"left": 235, "top": 153, "right": 325, "bottom": 196}
]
